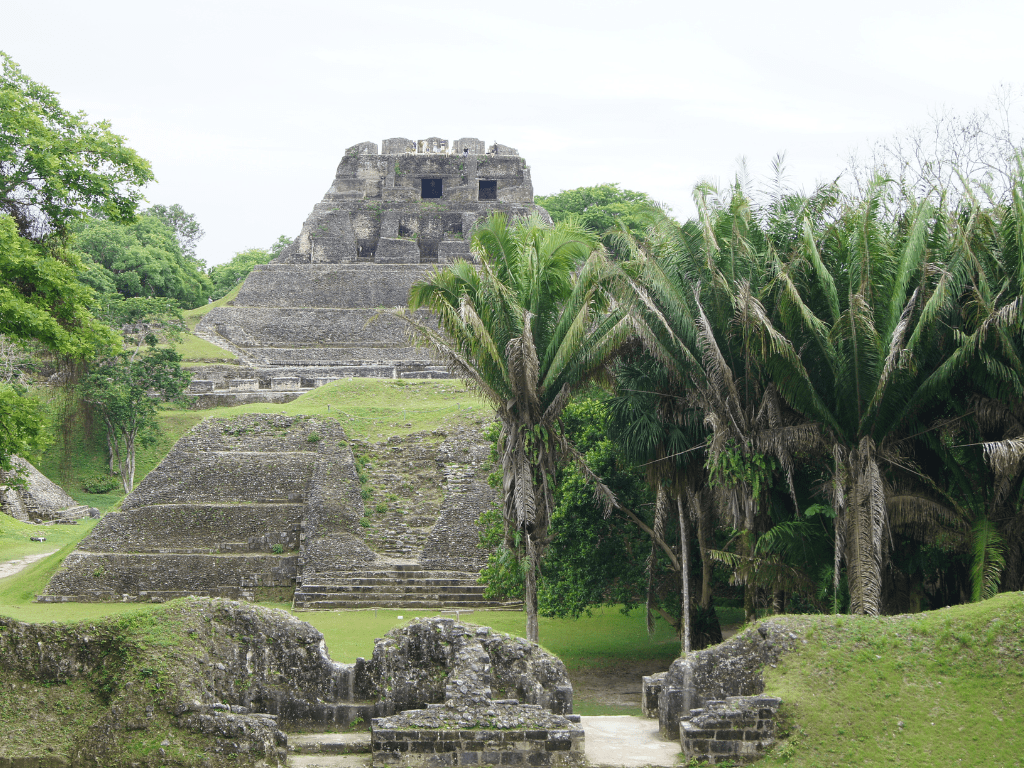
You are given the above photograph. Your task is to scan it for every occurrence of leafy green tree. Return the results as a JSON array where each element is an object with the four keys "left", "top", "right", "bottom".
[
  {"left": 72, "top": 216, "right": 212, "bottom": 308},
  {"left": 0, "top": 52, "right": 153, "bottom": 244},
  {"left": 401, "top": 212, "right": 631, "bottom": 641},
  {"left": 143, "top": 204, "right": 205, "bottom": 268},
  {"left": 80, "top": 341, "right": 191, "bottom": 493},
  {"left": 535, "top": 184, "right": 665, "bottom": 255},
  {"left": 0, "top": 215, "right": 119, "bottom": 469},
  {"left": 208, "top": 237, "right": 292, "bottom": 299}
]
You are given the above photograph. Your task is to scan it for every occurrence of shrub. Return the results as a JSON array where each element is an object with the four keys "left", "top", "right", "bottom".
[{"left": 82, "top": 475, "right": 119, "bottom": 494}]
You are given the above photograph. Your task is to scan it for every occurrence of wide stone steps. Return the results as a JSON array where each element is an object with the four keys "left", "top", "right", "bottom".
[
  {"left": 297, "top": 598, "right": 509, "bottom": 610},
  {"left": 292, "top": 566, "right": 517, "bottom": 610},
  {"left": 300, "top": 578, "right": 485, "bottom": 589}
]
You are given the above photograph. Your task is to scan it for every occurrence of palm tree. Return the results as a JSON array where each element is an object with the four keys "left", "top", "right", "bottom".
[
  {"left": 614, "top": 183, "right": 824, "bottom": 623},
  {"left": 766, "top": 178, "right": 971, "bottom": 615},
  {"left": 399, "top": 212, "right": 632, "bottom": 641}
]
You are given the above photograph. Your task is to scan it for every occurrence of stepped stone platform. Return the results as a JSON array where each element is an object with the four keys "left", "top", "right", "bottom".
[
  {"left": 188, "top": 136, "right": 548, "bottom": 404},
  {"left": 40, "top": 414, "right": 512, "bottom": 610}
]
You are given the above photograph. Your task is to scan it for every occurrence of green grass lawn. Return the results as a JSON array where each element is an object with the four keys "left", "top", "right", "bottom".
[{"left": 172, "top": 332, "right": 238, "bottom": 362}]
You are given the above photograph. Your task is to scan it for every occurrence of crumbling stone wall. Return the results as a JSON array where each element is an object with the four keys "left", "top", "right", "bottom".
[
  {"left": 419, "top": 428, "right": 494, "bottom": 572},
  {"left": 0, "top": 599, "right": 370, "bottom": 766},
  {"left": 680, "top": 695, "right": 782, "bottom": 765},
  {"left": 366, "top": 618, "right": 583, "bottom": 768},
  {"left": 657, "top": 622, "right": 798, "bottom": 740}
]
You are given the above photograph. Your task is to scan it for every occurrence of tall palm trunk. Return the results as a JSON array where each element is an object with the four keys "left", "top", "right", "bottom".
[
  {"left": 676, "top": 493, "right": 691, "bottom": 656},
  {"left": 834, "top": 437, "right": 886, "bottom": 616},
  {"left": 524, "top": 536, "right": 540, "bottom": 642}
]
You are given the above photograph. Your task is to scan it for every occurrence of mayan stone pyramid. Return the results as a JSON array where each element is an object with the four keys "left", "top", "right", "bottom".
[{"left": 190, "top": 137, "right": 548, "bottom": 403}]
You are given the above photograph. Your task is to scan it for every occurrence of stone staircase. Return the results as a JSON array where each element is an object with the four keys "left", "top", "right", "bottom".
[
  {"left": 286, "top": 731, "right": 372, "bottom": 767},
  {"left": 292, "top": 564, "right": 517, "bottom": 610}
]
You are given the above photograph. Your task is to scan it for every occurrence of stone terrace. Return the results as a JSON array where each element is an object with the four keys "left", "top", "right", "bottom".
[
  {"left": 41, "top": 414, "right": 514, "bottom": 611},
  {"left": 41, "top": 414, "right": 365, "bottom": 603}
]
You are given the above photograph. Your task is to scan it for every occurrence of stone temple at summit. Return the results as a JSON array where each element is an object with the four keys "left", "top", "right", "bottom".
[{"left": 190, "top": 137, "right": 548, "bottom": 400}]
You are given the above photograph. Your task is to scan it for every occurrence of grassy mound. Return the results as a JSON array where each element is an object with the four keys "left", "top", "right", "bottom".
[{"left": 758, "top": 592, "right": 1024, "bottom": 767}]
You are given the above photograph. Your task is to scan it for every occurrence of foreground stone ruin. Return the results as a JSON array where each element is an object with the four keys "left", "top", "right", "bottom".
[
  {"left": 369, "top": 617, "right": 583, "bottom": 768},
  {"left": 641, "top": 621, "right": 799, "bottom": 764},
  {"left": 0, "top": 603, "right": 580, "bottom": 768},
  {"left": 189, "top": 136, "right": 548, "bottom": 403},
  {"left": 40, "top": 413, "right": 505, "bottom": 609}
]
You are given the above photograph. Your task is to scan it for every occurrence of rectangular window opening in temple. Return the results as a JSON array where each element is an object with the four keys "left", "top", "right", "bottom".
[
  {"left": 421, "top": 178, "right": 443, "bottom": 199},
  {"left": 478, "top": 180, "right": 497, "bottom": 201}
]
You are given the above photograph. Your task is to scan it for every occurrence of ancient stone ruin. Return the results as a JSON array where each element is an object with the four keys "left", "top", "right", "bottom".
[
  {"left": 189, "top": 137, "right": 549, "bottom": 404},
  {"left": 1, "top": 602, "right": 580, "bottom": 767},
  {"left": 368, "top": 617, "right": 583, "bottom": 768},
  {"left": 40, "top": 413, "right": 506, "bottom": 610},
  {"left": 0, "top": 456, "right": 96, "bottom": 523},
  {"left": 642, "top": 621, "right": 799, "bottom": 764}
]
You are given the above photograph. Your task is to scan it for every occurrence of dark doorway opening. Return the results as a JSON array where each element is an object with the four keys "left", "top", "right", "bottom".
[
  {"left": 419, "top": 240, "right": 440, "bottom": 263},
  {"left": 421, "top": 178, "right": 443, "bottom": 199},
  {"left": 478, "top": 180, "right": 497, "bottom": 201}
]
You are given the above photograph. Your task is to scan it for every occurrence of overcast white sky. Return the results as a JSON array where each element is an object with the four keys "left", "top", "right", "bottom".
[{"left": 4, "top": 0, "right": 1022, "bottom": 266}]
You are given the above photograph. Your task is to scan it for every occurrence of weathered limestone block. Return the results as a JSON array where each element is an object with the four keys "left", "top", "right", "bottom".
[
  {"left": 438, "top": 239, "right": 472, "bottom": 264},
  {"left": 188, "top": 378, "right": 215, "bottom": 393},
  {"left": 642, "top": 671, "right": 665, "bottom": 718},
  {"left": 372, "top": 704, "right": 585, "bottom": 768},
  {"left": 489, "top": 143, "right": 519, "bottom": 156},
  {"left": 376, "top": 237, "right": 422, "bottom": 264},
  {"left": 365, "top": 618, "right": 573, "bottom": 717},
  {"left": 383, "top": 137, "right": 416, "bottom": 154},
  {"left": 681, "top": 695, "right": 782, "bottom": 764},
  {"left": 348, "top": 141, "right": 379, "bottom": 155},
  {"left": 452, "top": 137, "right": 486, "bottom": 155},
  {"left": 228, "top": 378, "right": 259, "bottom": 390},
  {"left": 271, "top": 376, "right": 301, "bottom": 390}
]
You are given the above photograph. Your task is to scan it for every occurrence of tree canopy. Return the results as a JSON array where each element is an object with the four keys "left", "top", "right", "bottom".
[
  {"left": 0, "top": 51, "right": 153, "bottom": 245},
  {"left": 535, "top": 183, "right": 666, "bottom": 253},
  {"left": 0, "top": 52, "right": 150, "bottom": 469},
  {"left": 72, "top": 215, "right": 212, "bottom": 308},
  {"left": 143, "top": 204, "right": 206, "bottom": 267}
]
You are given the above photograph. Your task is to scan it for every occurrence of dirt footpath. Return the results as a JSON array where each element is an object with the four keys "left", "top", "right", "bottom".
[{"left": 0, "top": 550, "right": 56, "bottom": 580}]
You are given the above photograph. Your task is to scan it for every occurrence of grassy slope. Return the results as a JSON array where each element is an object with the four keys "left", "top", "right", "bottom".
[{"left": 757, "top": 593, "right": 1024, "bottom": 768}]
